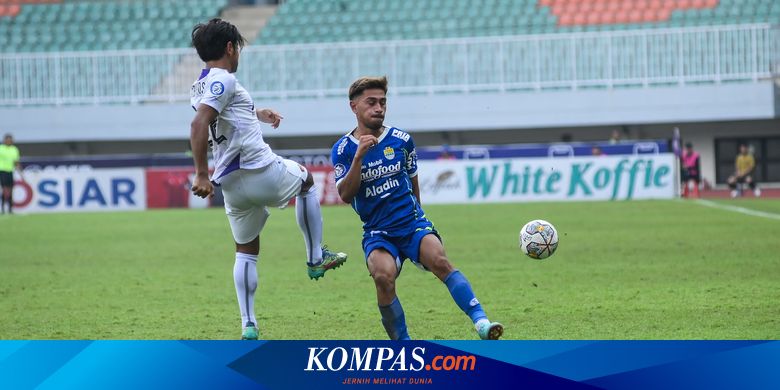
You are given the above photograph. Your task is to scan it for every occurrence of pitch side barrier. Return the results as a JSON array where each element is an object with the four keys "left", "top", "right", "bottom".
[
  {"left": 416, "top": 154, "right": 677, "bottom": 203},
  {"left": 11, "top": 141, "right": 671, "bottom": 212},
  {"left": 9, "top": 165, "right": 341, "bottom": 213},
  {"left": 416, "top": 140, "right": 667, "bottom": 160},
  {"left": 19, "top": 140, "right": 668, "bottom": 170}
]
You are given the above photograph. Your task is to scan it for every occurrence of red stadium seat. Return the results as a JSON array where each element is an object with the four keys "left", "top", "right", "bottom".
[
  {"left": 606, "top": 2, "right": 621, "bottom": 12},
  {"left": 595, "top": 12, "right": 609, "bottom": 24},
  {"left": 549, "top": 0, "right": 720, "bottom": 26},
  {"left": 579, "top": 2, "right": 594, "bottom": 13},
  {"left": 558, "top": 13, "right": 575, "bottom": 26},
  {"left": 0, "top": 3, "right": 20, "bottom": 16},
  {"left": 586, "top": 12, "right": 601, "bottom": 25},
  {"left": 592, "top": 2, "right": 608, "bottom": 13},
  {"left": 614, "top": 10, "right": 631, "bottom": 23},
  {"left": 677, "top": 0, "right": 693, "bottom": 9}
]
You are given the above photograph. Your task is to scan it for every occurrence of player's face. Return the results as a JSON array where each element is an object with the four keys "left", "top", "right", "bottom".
[
  {"left": 352, "top": 89, "right": 386, "bottom": 130},
  {"left": 3, "top": 136, "right": 11, "bottom": 145}
]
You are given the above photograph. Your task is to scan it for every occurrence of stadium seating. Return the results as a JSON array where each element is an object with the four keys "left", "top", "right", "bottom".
[
  {"left": 3, "top": 0, "right": 775, "bottom": 50},
  {"left": 257, "top": 0, "right": 780, "bottom": 44},
  {"left": 1, "top": 0, "right": 773, "bottom": 106},
  {"left": 0, "top": 0, "right": 227, "bottom": 53}
]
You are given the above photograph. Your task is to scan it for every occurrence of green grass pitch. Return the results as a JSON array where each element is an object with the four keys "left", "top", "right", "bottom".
[{"left": 1, "top": 199, "right": 778, "bottom": 340}]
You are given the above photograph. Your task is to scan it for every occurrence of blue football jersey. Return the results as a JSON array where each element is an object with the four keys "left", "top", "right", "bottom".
[{"left": 331, "top": 125, "right": 423, "bottom": 235}]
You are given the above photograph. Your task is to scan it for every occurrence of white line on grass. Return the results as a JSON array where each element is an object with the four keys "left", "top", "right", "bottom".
[{"left": 693, "top": 199, "right": 780, "bottom": 221}]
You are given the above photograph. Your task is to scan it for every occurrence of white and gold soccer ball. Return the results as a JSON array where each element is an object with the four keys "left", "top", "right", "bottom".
[{"left": 520, "top": 220, "right": 559, "bottom": 260}]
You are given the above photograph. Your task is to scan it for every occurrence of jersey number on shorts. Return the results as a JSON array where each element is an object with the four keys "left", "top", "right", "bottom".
[{"left": 209, "top": 119, "right": 227, "bottom": 146}]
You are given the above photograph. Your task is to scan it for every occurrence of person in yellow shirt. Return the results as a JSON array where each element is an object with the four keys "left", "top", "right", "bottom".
[
  {"left": 727, "top": 144, "right": 760, "bottom": 198},
  {"left": 0, "top": 134, "right": 22, "bottom": 214}
]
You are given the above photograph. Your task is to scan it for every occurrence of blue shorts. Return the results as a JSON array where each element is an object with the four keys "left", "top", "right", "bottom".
[{"left": 362, "top": 217, "right": 440, "bottom": 272}]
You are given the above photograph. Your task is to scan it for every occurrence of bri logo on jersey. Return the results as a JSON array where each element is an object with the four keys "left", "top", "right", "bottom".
[
  {"left": 361, "top": 161, "right": 401, "bottom": 182},
  {"left": 366, "top": 178, "right": 400, "bottom": 197}
]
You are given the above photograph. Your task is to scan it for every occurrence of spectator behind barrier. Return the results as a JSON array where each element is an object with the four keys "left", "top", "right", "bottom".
[
  {"left": 728, "top": 144, "right": 760, "bottom": 198},
  {"left": 436, "top": 144, "right": 456, "bottom": 160},
  {"left": 681, "top": 142, "right": 700, "bottom": 198}
]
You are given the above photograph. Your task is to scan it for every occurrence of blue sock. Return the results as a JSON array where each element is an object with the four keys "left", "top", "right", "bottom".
[
  {"left": 444, "top": 270, "right": 487, "bottom": 324},
  {"left": 378, "top": 297, "right": 410, "bottom": 340}
]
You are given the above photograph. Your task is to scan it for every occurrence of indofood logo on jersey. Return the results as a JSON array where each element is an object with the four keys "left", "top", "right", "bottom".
[
  {"left": 304, "top": 346, "right": 477, "bottom": 378},
  {"left": 361, "top": 161, "right": 402, "bottom": 182}
]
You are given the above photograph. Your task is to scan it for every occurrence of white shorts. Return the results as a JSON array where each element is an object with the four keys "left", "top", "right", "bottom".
[{"left": 220, "top": 157, "right": 308, "bottom": 244}]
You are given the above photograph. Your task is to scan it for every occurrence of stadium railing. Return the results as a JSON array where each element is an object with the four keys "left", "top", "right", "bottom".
[{"left": 0, "top": 23, "right": 774, "bottom": 106}]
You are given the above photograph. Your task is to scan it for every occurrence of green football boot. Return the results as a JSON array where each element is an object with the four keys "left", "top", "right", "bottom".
[
  {"left": 307, "top": 246, "right": 347, "bottom": 280},
  {"left": 241, "top": 322, "right": 259, "bottom": 340},
  {"left": 476, "top": 320, "right": 504, "bottom": 340}
]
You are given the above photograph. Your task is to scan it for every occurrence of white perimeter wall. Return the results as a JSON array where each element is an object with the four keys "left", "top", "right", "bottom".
[{"left": 3, "top": 82, "right": 775, "bottom": 143}]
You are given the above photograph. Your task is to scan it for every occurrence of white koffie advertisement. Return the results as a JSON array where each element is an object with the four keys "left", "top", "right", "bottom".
[{"left": 417, "top": 154, "right": 677, "bottom": 204}]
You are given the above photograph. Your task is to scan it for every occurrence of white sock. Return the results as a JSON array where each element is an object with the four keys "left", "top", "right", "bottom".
[
  {"left": 233, "top": 252, "right": 258, "bottom": 329},
  {"left": 296, "top": 187, "right": 323, "bottom": 265}
]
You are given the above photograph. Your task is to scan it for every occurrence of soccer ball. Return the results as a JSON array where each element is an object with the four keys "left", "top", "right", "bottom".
[{"left": 519, "top": 220, "right": 559, "bottom": 260}]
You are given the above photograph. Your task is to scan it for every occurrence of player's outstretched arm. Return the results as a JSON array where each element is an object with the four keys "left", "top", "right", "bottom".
[
  {"left": 190, "top": 104, "right": 218, "bottom": 199},
  {"left": 256, "top": 108, "right": 283, "bottom": 128},
  {"left": 337, "top": 134, "right": 377, "bottom": 203}
]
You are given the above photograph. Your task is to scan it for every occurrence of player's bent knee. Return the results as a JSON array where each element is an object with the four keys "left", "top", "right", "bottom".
[
  {"left": 300, "top": 171, "right": 315, "bottom": 192},
  {"left": 430, "top": 255, "right": 454, "bottom": 276},
  {"left": 372, "top": 271, "right": 395, "bottom": 289},
  {"left": 236, "top": 236, "right": 260, "bottom": 255}
]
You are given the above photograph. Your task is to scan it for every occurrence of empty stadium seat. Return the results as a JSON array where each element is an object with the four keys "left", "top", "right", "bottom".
[
  {"left": 257, "top": 0, "right": 778, "bottom": 45},
  {"left": 0, "top": 0, "right": 227, "bottom": 53}
]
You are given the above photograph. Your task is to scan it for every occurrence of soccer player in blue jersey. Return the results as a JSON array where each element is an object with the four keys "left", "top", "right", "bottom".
[{"left": 331, "top": 76, "right": 503, "bottom": 340}]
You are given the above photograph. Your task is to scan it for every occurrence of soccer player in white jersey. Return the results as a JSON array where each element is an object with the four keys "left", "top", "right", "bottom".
[
  {"left": 189, "top": 19, "right": 347, "bottom": 340},
  {"left": 331, "top": 76, "right": 503, "bottom": 340}
]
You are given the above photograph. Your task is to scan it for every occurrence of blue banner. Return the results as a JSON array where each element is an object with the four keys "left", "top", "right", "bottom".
[{"left": 1, "top": 341, "right": 778, "bottom": 389}]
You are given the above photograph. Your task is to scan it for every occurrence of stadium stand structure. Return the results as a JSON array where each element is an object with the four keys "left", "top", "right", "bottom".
[
  {"left": 2, "top": 0, "right": 777, "bottom": 50},
  {"left": 0, "top": 0, "right": 229, "bottom": 103},
  {"left": 257, "top": 0, "right": 780, "bottom": 44},
  {"left": 0, "top": 0, "right": 227, "bottom": 52},
  {"left": 0, "top": 0, "right": 775, "bottom": 108}
]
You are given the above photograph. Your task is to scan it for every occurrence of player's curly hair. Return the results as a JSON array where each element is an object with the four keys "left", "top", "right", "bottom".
[
  {"left": 348, "top": 76, "right": 388, "bottom": 101},
  {"left": 191, "top": 18, "right": 246, "bottom": 62}
]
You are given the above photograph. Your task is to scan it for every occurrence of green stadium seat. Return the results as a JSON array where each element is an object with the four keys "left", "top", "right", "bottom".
[
  {"left": 1, "top": 0, "right": 227, "bottom": 53},
  {"left": 258, "top": 0, "right": 776, "bottom": 46}
]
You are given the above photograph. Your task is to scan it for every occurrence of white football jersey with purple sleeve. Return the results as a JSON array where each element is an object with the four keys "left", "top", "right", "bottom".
[{"left": 190, "top": 67, "right": 277, "bottom": 184}]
